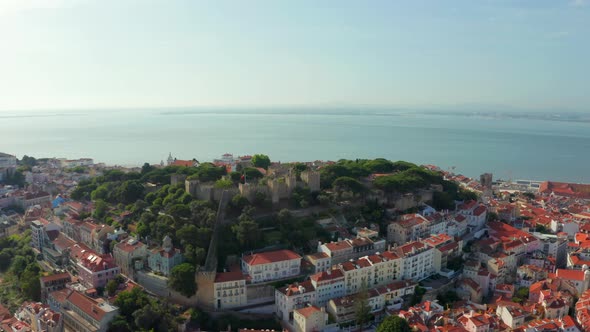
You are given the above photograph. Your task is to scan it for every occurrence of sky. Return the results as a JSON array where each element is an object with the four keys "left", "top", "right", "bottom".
[{"left": 0, "top": 0, "right": 589, "bottom": 112}]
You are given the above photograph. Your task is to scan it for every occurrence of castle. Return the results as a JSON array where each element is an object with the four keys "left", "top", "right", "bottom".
[{"left": 185, "top": 166, "right": 320, "bottom": 205}]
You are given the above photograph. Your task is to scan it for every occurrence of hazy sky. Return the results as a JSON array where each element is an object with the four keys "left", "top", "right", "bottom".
[{"left": 1, "top": 0, "right": 589, "bottom": 111}]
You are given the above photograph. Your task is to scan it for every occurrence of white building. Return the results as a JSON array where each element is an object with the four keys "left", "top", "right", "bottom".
[
  {"left": 310, "top": 269, "right": 346, "bottom": 307},
  {"left": 242, "top": 249, "right": 302, "bottom": 283},
  {"left": 496, "top": 303, "right": 527, "bottom": 329},
  {"left": 62, "top": 290, "right": 118, "bottom": 332},
  {"left": 275, "top": 280, "right": 316, "bottom": 322},
  {"left": 31, "top": 218, "right": 61, "bottom": 250},
  {"left": 338, "top": 251, "right": 402, "bottom": 295},
  {"left": 393, "top": 241, "right": 434, "bottom": 281},
  {"left": 317, "top": 237, "right": 386, "bottom": 265},
  {"left": 293, "top": 306, "right": 328, "bottom": 332},
  {"left": 112, "top": 237, "right": 147, "bottom": 278},
  {"left": 421, "top": 233, "right": 460, "bottom": 273},
  {"left": 214, "top": 270, "right": 247, "bottom": 310},
  {"left": 457, "top": 201, "right": 487, "bottom": 231},
  {"left": 387, "top": 213, "right": 430, "bottom": 245},
  {"left": 304, "top": 252, "right": 332, "bottom": 273}
]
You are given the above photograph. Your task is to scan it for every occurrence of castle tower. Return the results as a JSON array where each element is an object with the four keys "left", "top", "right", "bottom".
[
  {"left": 301, "top": 170, "right": 321, "bottom": 192},
  {"left": 163, "top": 235, "right": 173, "bottom": 253},
  {"left": 286, "top": 170, "right": 297, "bottom": 193},
  {"left": 167, "top": 152, "right": 174, "bottom": 166}
]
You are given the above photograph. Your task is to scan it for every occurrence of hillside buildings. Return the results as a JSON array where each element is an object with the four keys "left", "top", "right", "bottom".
[{"left": 242, "top": 249, "right": 302, "bottom": 284}]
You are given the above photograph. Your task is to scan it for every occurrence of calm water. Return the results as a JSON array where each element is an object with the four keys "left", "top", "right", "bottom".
[{"left": 1, "top": 108, "right": 589, "bottom": 183}]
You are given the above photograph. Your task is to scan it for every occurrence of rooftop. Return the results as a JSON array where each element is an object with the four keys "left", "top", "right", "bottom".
[
  {"left": 243, "top": 249, "right": 301, "bottom": 266},
  {"left": 294, "top": 305, "right": 323, "bottom": 318}
]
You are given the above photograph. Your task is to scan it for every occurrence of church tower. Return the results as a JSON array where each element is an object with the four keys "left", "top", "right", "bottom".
[{"left": 163, "top": 235, "right": 173, "bottom": 253}]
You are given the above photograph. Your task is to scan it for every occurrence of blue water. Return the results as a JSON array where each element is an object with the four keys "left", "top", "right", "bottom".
[{"left": 1, "top": 108, "right": 589, "bottom": 183}]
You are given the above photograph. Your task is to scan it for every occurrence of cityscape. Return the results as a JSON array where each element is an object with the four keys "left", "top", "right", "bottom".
[
  {"left": 1, "top": 1, "right": 589, "bottom": 331},
  {"left": 2, "top": 152, "right": 590, "bottom": 331}
]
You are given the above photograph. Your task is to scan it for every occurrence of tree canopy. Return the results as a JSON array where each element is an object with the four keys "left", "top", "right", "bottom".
[
  {"left": 169, "top": 263, "right": 197, "bottom": 297},
  {"left": 376, "top": 316, "right": 411, "bottom": 332},
  {"left": 333, "top": 176, "right": 365, "bottom": 194},
  {"left": 251, "top": 154, "right": 271, "bottom": 169}
]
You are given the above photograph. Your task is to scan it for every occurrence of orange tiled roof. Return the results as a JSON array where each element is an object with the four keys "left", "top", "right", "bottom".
[{"left": 243, "top": 249, "right": 301, "bottom": 266}]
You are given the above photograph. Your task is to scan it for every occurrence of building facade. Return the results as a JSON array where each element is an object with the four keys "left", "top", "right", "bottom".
[{"left": 242, "top": 249, "right": 302, "bottom": 283}]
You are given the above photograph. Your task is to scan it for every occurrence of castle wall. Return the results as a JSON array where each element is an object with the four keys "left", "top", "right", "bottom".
[
  {"left": 171, "top": 174, "right": 187, "bottom": 186},
  {"left": 301, "top": 170, "right": 321, "bottom": 192}
]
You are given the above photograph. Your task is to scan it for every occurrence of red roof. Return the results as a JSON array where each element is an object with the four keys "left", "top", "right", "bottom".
[
  {"left": 295, "top": 305, "right": 323, "bottom": 318},
  {"left": 458, "top": 200, "right": 478, "bottom": 211},
  {"left": 215, "top": 270, "right": 246, "bottom": 283},
  {"left": 49, "top": 289, "right": 71, "bottom": 304},
  {"left": 66, "top": 291, "right": 112, "bottom": 322},
  {"left": 171, "top": 160, "right": 195, "bottom": 167},
  {"left": 40, "top": 272, "right": 71, "bottom": 284},
  {"left": 323, "top": 241, "right": 352, "bottom": 252},
  {"left": 277, "top": 280, "right": 315, "bottom": 296},
  {"left": 381, "top": 251, "right": 400, "bottom": 260},
  {"left": 243, "top": 249, "right": 301, "bottom": 266},
  {"left": 556, "top": 268, "right": 586, "bottom": 281},
  {"left": 396, "top": 241, "right": 427, "bottom": 257},
  {"left": 115, "top": 239, "right": 146, "bottom": 253},
  {"left": 310, "top": 269, "right": 344, "bottom": 282},
  {"left": 540, "top": 181, "right": 590, "bottom": 199},
  {"left": 473, "top": 205, "right": 487, "bottom": 216}
]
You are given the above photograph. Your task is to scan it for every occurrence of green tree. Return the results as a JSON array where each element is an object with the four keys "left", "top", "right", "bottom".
[
  {"left": 20, "top": 264, "right": 41, "bottom": 301},
  {"left": 214, "top": 178, "right": 233, "bottom": 189},
  {"left": 91, "top": 184, "right": 110, "bottom": 201},
  {"left": 410, "top": 286, "right": 426, "bottom": 306},
  {"left": 116, "top": 180, "right": 145, "bottom": 205},
  {"left": 0, "top": 250, "right": 12, "bottom": 271},
  {"left": 167, "top": 204, "right": 191, "bottom": 219},
  {"left": 169, "top": 263, "right": 197, "bottom": 297},
  {"left": 230, "top": 194, "right": 250, "bottom": 212},
  {"left": 277, "top": 209, "right": 293, "bottom": 224},
  {"left": 106, "top": 279, "right": 119, "bottom": 296},
  {"left": 432, "top": 191, "right": 454, "bottom": 210},
  {"left": 141, "top": 162, "right": 154, "bottom": 174},
  {"left": 114, "top": 287, "right": 151, "bottom": 317},
  {"left": 108, "top": 315, "right": 132, "bottom": 332},
  {"left": 243, "top": 167, "right": 264, "bottom": 180},
  {"left": 437, "top": 290, "right": 460, "bottom": 308},
  {"left": 364, "top": 158, "right": 394, "bottom": 173},
  {"left": 355, "top": 282, "right": 372, "bottom": 331},
  {"left": 251, "top": 154, "right": 271, "bottom": 169},
  {"left": 93, "top": 199, "right": 109, "bottom": 221},
  {"left": 232, "top": 218, "right": 260, "bottom": 249},
  {"left": 20, "top": 155, "right": 37, "bottom": 168},
  {"left": 376, "top": 316, "right": 411, "bottom": 332},
  {"left": 184, "top": 245, "right": 206, "bottom": 266},
  {"left": 333, "top": 176, "right": 365, "bottom": 194},
  {"left": 292, "top": 163, "right": 308, "bottom": 179},
  {"left": 513, "top": 287, "right": 529, "bottom": 303},
  {"left": 10, "top": 255, "right": 28, "bottom": 277},
  {"left": 3, "top": 170, "right": 25, "bottom": 187},
  {"left": 176, "top": 225, "right": 199, "bottom": 246},
  {"left": 133, "top": 304, "right": 159, "bottom": 331},
  {"left": 229, "top": 171, "right": 242, "bottom": 183}
]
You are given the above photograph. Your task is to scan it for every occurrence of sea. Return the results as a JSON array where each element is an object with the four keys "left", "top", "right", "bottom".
[{"left": 1, "top": 108, "right": 589, "bottom": 183}]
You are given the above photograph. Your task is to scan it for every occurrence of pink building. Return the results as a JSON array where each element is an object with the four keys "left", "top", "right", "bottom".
[{"left": 75, "top": 249, "right": 120, "bottom": 289}]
